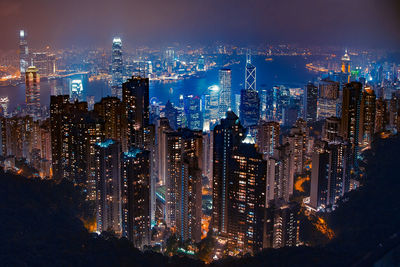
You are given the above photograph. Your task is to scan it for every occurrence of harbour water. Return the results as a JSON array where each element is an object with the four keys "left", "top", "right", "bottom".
[{"left": 0, "top": 55, "right": 321, "bottom": 112}]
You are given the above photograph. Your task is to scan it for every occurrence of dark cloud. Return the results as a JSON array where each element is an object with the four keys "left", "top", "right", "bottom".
[{"left": 0, "top": 0, "right": 399, "bottom": 50}]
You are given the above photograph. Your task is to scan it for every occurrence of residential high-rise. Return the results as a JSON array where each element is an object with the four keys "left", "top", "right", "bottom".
[
  {"left": 272, "top": 202, "right": 300, "bottom": 248},
  {"left": 19, "top": 30, "right": 29, "bottom": 78},
  {"left": 218, "top": 69, "right": 232, "bottom": 117},
  {"left": 245, "top": 51, "right": 256, "bottom": 91},
  {"left": 227, "top": 139, "right": 267, "bottom": 254},
  {"left": 25, "top": 66, "right": 41, "bottom": 118},
  {"left": 50, "top": 95, "right": 70, "bottom": 180},
  {"left": 256, "top": 121, "right": 280, "bottom": 158},
  {"left": 341, "top": 82, "right": 362, "bottom": 168},
  {"left": 94, "top": 97, "right": 126, "bottom": 149},
  {"left": 94, "top": 139, "right": 122, "bottom": 235},
  {"left": 359, "top": 87, "right": 376, "bottom": 147},
  {"left": 122, "top": 76, "right": 149, "bottom": 149},
  {"left": 240, "top": 89, "right": 260, "bottom": 128},
  {"left": 310, "top": 140, "right": 351, "bottom": 210},
  {"left": 374, "top": 97, "right": 387, "bottom": 133},
  {"left": 165, "top": 129, "right": 202, "bottom": 243},
  {"left": 111, "top": 37, "right": 124, "bottom": 99},
  {"left": 303, "top": 83, "right": 318, "bottom": 123},
  {"left": 212, "top": 111, "right": 245, "bottom": 236},
  {"left": 122, "top": 147, "right": 151, "bottom": 248},
  {"left": 322, "top": 117, "right": 341, "bottom": 141}
]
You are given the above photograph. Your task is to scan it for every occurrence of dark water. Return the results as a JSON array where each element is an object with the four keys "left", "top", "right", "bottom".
[{"left": 0, "top": 55, "right": 320, "bottom": 111}]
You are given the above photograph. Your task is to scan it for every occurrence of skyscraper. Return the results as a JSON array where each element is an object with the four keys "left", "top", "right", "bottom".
[
  {"left": 212, "top": 111, "right": 244, "bottom": 236},
  {"left": 111, "top": 37, "right": 123, "bottom": 99},
  {"left": 122, "top": 76, "right": 149, "bottom": 149},
  {"left": 94, "top": 139, "right": 122, "bottom": 235},
  {"left": 317, "top": 79, "right": 340, "bottom": 120},
  {"left": 256, "top": 121, "right": 280, "bottom": 158},
  {"left": 341, "top": 82, "right": 362, "bottom": 168},
  {"left": 218, "top": 69, "right": 232, "bottom": 117},
  {"left": 227, "top": 139, "right": 267, "bottom": 254},
  {"left": 184, "top": 95, "right": 202, "bottom": 130},
  {"left": 245, "top": 50, "right": 256, "bottom": 91},
  {"left": 303, "top": 83, "right": 318, "bottom": 123},
  {"left": 341, "top": 50, "right": 351, "bottom": 83},
  {"left": 240, "top": 89, "right": 260, "bottom": 127},
  {"left": 165, "top": 129, "right": 202, "bottom": 243},
  {"left": 19, "top": 30, "right": 29, "bottom": 79},
  {"left": 25, "top": 66, "right": 41, "bottom": 118},
  {"left": 359, "top": 87, "right": 376, "bottom": 147},
  {"left": 122, "top": 147, "right": 151, "bottom": 248}
]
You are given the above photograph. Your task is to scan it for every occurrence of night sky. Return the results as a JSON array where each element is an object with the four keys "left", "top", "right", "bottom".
[{"left": 0, "top": 0, "right": 400, "bottom": 50}]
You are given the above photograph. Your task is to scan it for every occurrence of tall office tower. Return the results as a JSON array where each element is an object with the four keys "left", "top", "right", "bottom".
[
  {"left": 50, "top": 95, "right": 70, "bottom": 180},
  {"left": 245, "top": 50, "right": 256, "bottom": 91},
  {"left": 227, "top": 139, "right": 267, "bottom": 254},
  {"left": 310, "top": 140, "right": 351, "bottom": 210},
  {"left": 165, "top": 129, "right": 202, "bottom": 243},
  {"left": 122, "top": 76, "right": 149, "bottom": 149},
  {"left": 272, "top": 202, "right": 300, "bottom": 248},
  {"left": 197, "top": 55, "right": 205, "bottom": 71},
  {"left": 94, "top": 97, "right": 125, "bottom": 148},
  {"left": 121, "top": 148, "right": 151, "bottom": 248},
  {"left": 374, "top": 97, "right": 387, "bottom": 133},
  {"left": 208, "top": 85, "right": 221, "bottom": 126},
  {"left": 240, "top": 89, "right": 260, "bottom": 127},
  {"left": 359, "top": 87, "right": 376, "bottom": 147},
  {"left": 94, "top": 139, "right": 122, "bottom": 235},
  {"left": 341, "top": 50, "right": 351, "bottom": 83},
  {"left": 111, "top": 37, "right": 123, "bottom": 99},
  {"left": 256, "top": 121, "right": 280, "bottom": 159},
  {"left": 19, "top": 30, "right": 29, "bottom": 78},
  {"left": 31, "top": 52, "right": 56, "bottom": 77},
  {"left": 303, "top": 83, "right": 318, "bottom": 123},
  {"left": 25, "top": 66, "right": 41, "bottom": 118},
  {"left": 184, "top": 95, "right": 202, "bottom": 130},
  {"left": 317, "top": 79, "right": 340, "bottom": 120},
  {"left": 164, "top": 100, "right": 178, "bottom": 130},
  {"left": 273, "top": 86, "right": 290, "bottom": 123},
  {"left": 341, "top": 82, "right": 362, "bottom": 168},
  {"left": 212, "top": 111, "right": 245, "bottom": 236},
  {"left": 218, "top": 69, "right": 232, "bottom": 117},
  {"left": 322, "top": 117, "right": 341, "bottom": 141},
  {"left": 156, "top": 118, "right": 171, "bottom": 186}
]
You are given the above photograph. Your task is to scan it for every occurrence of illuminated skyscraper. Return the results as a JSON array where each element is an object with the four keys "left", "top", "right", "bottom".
[
  {"left": 25, "top": 66, "right": 40, "bottom": 118},
  {"left": 111, "top": 37, "right": 123, "bottom": 99},
  {"left": 94, "top": 139, "right": 122, "bottom": 235},
  {"left": 303, "top": 82, "right": 318, "bottom": 123},
  {"left": 122, "top": 147, "right": 151, "bottom": 248},
  {"left": 218, "top": 69, "right": 232, "bottom": 117},
  {"left": 341, "top": 82, "right": 363, "bottom": 169},
  {"left": 257, "top": 121, "right": 280, "bottom": 158},
  {"left": 341, "top": 50, "right": 351, "bottom": 83},
  {"left": 212, "top": 111, "right": 244, "bottom": 236},
  {"left": 208, "top": 85, "right": 221, "bottom": 126},
  {"left": 359, "top": 87, "right": 376, "bottom": 147},
  {"left": 19, "top": 30, "right": 29, "bottom": 78},
  {"left": 165, "top": 129, "right": 203, "bottom": 243},
  {"left": 374, "top": 97, "right": 387, "bottom": 133},
  {"left": 227, "top": 138, "right": 267, "bottom": 254},
  {"left": 32, "top": 52, "right": 56, "bottom": 77},
  {"left": 317, "top": 79, "right": 340, "bottom": 120},
  {"left": 240, "top": 89, "right": 260, "bottom": 127},
  {"left": 245, "top": 50, "right": 256, "bottom": 91},
  {"left": 184, "top": 95, "right": 202, "bottom": 130},
  {"left": 122, "top": 76, "right": 149, "bottom": 149}
]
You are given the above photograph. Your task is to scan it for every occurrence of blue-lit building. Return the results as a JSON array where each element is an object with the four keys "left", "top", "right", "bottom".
[
  {"left": 240, "top": 89, "right": 260, "bottom": 128},
  {"left": 111, "top": 37, "right": 123, "bottom": 99},
  {"left": 184, "top": 95, "right": 202, "bottom": 131}
]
